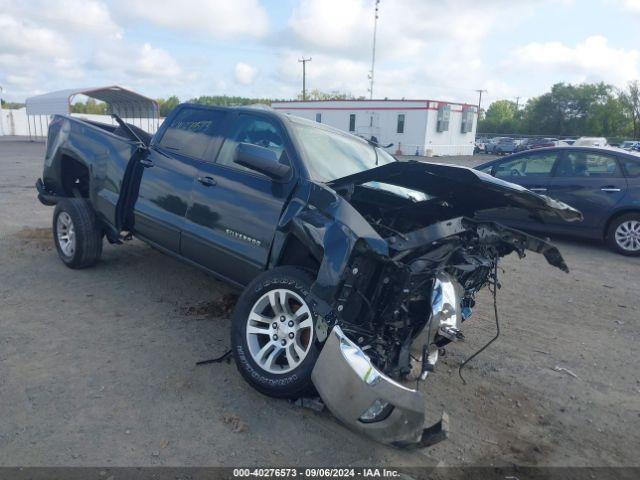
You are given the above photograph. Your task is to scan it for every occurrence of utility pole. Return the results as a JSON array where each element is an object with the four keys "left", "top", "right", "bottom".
[
  {"left": 0, "top": 86, "right": 4, "bottom": 137},
  {"left": 515, "top": 96, "right": 521, "bottom": 111},
  {"left": 475, "top": 89, "right": 487, "bottom": 119},
  {"left": 368, "top": 0, "right": 381, "bottom": 99},
  {"left": 298, "top": 57, "right": 312, "bottom": 101}
]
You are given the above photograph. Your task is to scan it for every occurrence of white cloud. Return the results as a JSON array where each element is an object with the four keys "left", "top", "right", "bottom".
[
  {"left": 234, "top": 63, "right": 258, "bottom": 85},
  {"left": 0, "top": 14, "right": 71, "bottom": 58},
  {"left": 113, "top": 0, "right": 269, "bottom": 39},
  {"left": 616, "top": 0, "right": 640, "bottom": 13},
  {"left": 506, "top": 36, "right": 640, "bottom": 87},
  {"left": 0, "top": 0, "right": 122, "bottom": 38},
  {"left": 287, "top": 0, "right": 538, "bottom": 60}
]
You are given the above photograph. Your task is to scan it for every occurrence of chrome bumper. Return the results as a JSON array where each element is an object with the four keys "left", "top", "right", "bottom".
[{"left": 311, "top": 326, "right": 448, "bottom": 448}]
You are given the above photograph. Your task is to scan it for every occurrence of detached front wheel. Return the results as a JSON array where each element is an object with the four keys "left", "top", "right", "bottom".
[
  {"left": 53, "top": 198, "right": 103, "bottom": 268},
  {"left": 232, "top": 267, "right": 320, "bottom": 398}
]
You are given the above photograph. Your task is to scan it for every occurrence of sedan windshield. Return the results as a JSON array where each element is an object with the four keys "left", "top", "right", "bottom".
[{"left": 289, "top": 118, "right": 395, "bottom": 182}]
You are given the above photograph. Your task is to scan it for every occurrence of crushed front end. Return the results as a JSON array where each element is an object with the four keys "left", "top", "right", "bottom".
[{"left": 303, "top": 161, "right": 581, "bottom": 448}]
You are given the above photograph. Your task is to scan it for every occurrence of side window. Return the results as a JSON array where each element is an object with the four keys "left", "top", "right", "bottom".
[
  {"left": 349, "top": 114, "right": 356, "bottom": 132},
  {"left": 523, "top": 152, "right": 557, "bottom": 176},
  {"left": 158, "top": 108, "right": 224, "bottom": 159},
  {"left": 494, "top": 157, "right": 527, "bottom": 179},
  {"left": 621, "top": 157, "right": 640, "bottom": 177},
  {"left": 494, "top": 152, "right": 557, "bottom": 179},
  {"left": 397, "top": 114, "right": 405, "bottom": 134},
  {"left": 215, "top": 115, "right": 287, "bottom": 174},
  {"left": 556, "top": 152, "right": 621, "bottom": 177}
]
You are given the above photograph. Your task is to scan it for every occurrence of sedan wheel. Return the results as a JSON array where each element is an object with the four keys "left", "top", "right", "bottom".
[
  {"left": 607, "top": 213, "right": 640, "bottom": 256},
  {"left": 614, "top": 220, "right": 640, "bottom": 253}
]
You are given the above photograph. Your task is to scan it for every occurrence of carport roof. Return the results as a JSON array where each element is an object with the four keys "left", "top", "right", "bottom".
[{"left": 25, "top": 85, "right": 159, "bottom": 118}]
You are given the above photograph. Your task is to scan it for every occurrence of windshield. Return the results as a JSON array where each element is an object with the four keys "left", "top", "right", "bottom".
[{"left": 289, "top": 119, "right": 396, "bottom": 182}]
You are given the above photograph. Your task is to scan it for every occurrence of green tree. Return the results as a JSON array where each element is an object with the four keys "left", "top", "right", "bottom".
[
  {"left": 157, "top": 95, "right": 180, "bottom": 117},
  {"left": 70, "top": 98, "right": 107, "bottom": 114},
  {"left": 479, "top": 100, "right": 518, "bottom": 133},
  {"left": 297, "top": 89, "right": 361, "bottom": 101},
  {"left": 0, "top": 99, "right": 25, "bottom": 109},
  {"left": 187, "top": 95, "right": 274, "bottom": 107},
  {"left": 620, "top": 80, "right": 640, "bottom": 139},
  {"left": 479, "top": 82, "right": 635, "bottom": 138}
]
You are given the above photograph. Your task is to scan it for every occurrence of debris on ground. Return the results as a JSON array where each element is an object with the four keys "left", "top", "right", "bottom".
[
  {"left": 183, "top": 293, "right": 238, "bottom": 317},
  {"left": 552, "top": 365, "right": 579, "bottom": 379},
  {"left": 293, "top": 397, "right": 325, "bottom": 413},
  {"left": 221, "top": 413, "right": 248, "bottom": 433},
  {"left": 14, "top": 227, "right": 53, "bottom": 251}
]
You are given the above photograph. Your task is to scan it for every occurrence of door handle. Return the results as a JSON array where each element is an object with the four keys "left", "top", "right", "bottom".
[
  {"left": 197, "top": 176, "right": 217, "bottom": 187},
  {"left": 529, "top": 187, "right": 547, "bottom": 192},
  {"left": 601, "top": 187, "right": 621, "bottom": 193},
  {"left": 139, "top": 158, "right": 154, "bottom": 167}
]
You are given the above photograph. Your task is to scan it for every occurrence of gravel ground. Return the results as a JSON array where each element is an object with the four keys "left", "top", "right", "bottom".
[{"left": 1, "top": 140, "right": 638, "bottom": 467}]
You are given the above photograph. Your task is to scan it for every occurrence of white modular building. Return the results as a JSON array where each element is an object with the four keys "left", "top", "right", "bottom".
[{"left": 271, "top": 99, "right": 478, "bottom": 156}]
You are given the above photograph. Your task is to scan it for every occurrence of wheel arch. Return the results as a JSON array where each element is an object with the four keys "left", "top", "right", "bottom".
[
  {"left": 58, "top": 153, "right": 91, "bottom": 198},
  {"left": 273, "top": 233, "right": 322, "bottom": 275},
  {"left": 603, "top": 208, "right": 640, "bottom": 239}
]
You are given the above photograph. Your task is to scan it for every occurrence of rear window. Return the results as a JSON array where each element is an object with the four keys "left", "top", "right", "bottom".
[
  {"left": 159, "top": 108, "right": 225, "bottom": 159},
  {"left": 622, "top": 157, "right": 640, "bottom": 177},
  {"left": 556, "top": 152, "right": 621, "bottom": 178}
]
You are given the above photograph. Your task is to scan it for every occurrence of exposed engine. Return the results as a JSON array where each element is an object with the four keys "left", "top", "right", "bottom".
[{"left": 331, "top": 184, "right": 566, "bottom": 381}]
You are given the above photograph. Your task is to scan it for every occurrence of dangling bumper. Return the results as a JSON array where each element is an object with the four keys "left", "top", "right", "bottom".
[{"left": 311, "top": 326, "right": 448, "bottom": 448}]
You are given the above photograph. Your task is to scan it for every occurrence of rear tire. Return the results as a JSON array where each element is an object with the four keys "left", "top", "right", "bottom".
[
  {"left": 53, "top": 198, "right": 103, "bottom": 268},
  {"left": 606, "top": 213, "right": 640, "bottom": 256},
  {"left": 231, "top": 266, "right": 320, "bottom": 398}
]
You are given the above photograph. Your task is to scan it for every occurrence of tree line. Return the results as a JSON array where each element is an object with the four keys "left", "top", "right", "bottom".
[{"left": 479, "top": 81, "right": 640, "bottom": 140}]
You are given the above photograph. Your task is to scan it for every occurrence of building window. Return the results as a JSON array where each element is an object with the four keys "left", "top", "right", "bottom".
[
  {"left": 436, "top": 104, "right": 451, "bottom": 132},
  {"left": 315, "top": 113, "right": 322, "bottom": 123},
  {"left": 460, "top": 107, "right": 475, "bottom": 134},
  {"left": 397, "top": 114, "right": 405, "bottom": 134},
  {"left": 349, "top": 114, "right": 356, "bottom": 132}
]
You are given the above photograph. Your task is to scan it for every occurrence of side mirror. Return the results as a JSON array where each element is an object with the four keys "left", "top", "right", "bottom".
[{"left": 234, "top": 143, "right": 291, "bottom": 181}]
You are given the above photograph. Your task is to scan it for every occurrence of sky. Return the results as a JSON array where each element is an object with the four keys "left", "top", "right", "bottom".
[{"left": 0, "top": 0, "right": 639, "bottom": 106}]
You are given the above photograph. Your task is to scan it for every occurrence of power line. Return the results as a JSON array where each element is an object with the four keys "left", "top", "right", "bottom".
[
  {"left": 298, "top": 57, "right": 312, "bottom": 101},
  {"left": 368, "top": 0, "right": 381, "bottom": 100}
]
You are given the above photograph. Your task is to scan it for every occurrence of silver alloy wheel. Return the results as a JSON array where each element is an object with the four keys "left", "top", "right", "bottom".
[
  {"left": 246, "top": 288, "right": 314, "bottom": 374},
  {"left": 615, "top": 220, "right": 640, "bottom": 252},
  {"left": 56, "top": 211, "right": 76, "bottom": 257}
]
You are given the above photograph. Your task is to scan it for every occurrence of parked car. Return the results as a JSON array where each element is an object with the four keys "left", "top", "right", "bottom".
[
  {"left": 620, "top": 140, "right": 639, "bottom": 151},
  {"left": 485, "top": 137, "right": 511, "bottom": 155},
  {"left": 474, "top": 139, "right": 486, "bottom": 153},
  {"left": 527, "top": 138, "right": 558, "bottom": 150},
  {"left": 36, "top": 105, "right": 580, "bottom": 447},
  {"left": 515, "top": 138, "right": 534, "bottom": 152},
  {"left": 573, "top": 137, "right": 607, "bottom": 147},
  {"left": 476, "top": 146, "right": 640, "bottom": 255}
]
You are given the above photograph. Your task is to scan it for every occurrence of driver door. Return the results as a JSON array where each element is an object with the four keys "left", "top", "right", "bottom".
[{"left": 181, "top": 112, "right": 297, "bottom": 286}]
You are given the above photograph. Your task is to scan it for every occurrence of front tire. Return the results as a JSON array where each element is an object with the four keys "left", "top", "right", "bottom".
[
  {"left": 606, "top": 213, "right": 640, "bottom": 256},
  {"left": 53, "top": 198, "right": 103, "bottom": 268},
  {"left": 231, "top": 267, "right": 320, "bottom": 398}
]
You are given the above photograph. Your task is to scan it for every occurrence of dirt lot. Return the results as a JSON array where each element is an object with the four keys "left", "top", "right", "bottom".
[{"left": 1, "top": 139, "right": 638, "bottom": 467}]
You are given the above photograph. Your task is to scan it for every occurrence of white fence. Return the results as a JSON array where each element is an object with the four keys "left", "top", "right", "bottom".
[{"left": 0, "top": 108, "right": 161, "bottom": 138}]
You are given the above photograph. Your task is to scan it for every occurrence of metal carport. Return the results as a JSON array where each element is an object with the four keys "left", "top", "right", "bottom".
[{"left": 25, "top": 85, "right": 160, "bottom": 140}]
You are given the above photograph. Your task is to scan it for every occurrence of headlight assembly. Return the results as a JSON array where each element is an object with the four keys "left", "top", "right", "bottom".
[{"left": 432, "top": 272, "right": 464, "bottom": 342}]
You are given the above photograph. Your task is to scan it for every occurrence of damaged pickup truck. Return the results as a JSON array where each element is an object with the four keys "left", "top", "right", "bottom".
[{"left": 37, "top": 104, "right": 582, "bottom": 447}]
